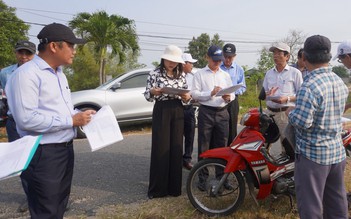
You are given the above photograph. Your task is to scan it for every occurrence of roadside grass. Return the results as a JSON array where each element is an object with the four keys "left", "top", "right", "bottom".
[{"left": 89, "top": 160, "right": 351, "bottom": 219}]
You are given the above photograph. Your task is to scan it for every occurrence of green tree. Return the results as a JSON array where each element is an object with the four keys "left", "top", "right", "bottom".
[
  {"left": 69, "top": 11, "right": 139, "bottom": 84},
  {"left": 0, "top": 1, "right": 30, "bottom": 68},
  {"left": 332, "top": 65, "right": 349, "bottom": 78},
  {"left": 256, "top": 30, "right": 306, "bottom": 74},
  {"left": 65, "top": 43, "right": 100, "bottom": 91},
  {"left": 256, "top": 47, "right": 274, "bottom": 74},
  {"left": 187, "top": 33, "right": 224, "bottom": 68}
]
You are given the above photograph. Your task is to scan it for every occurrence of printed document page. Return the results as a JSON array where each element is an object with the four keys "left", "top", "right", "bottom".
[
  {"left": 161, "top": 87, "right": 190, "bottom": 95},
  {"left": 215, "top": 84, "right": 244, "bottom": 96},
  {"left": 0, "top": 135, "right": 42, "bottom": 180},
  {"left": 83, "top": 105, "right": 123, "bottom": 152}
]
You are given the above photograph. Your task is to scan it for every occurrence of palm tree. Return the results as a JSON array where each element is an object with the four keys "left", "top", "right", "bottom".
[{"left": 69, "top": 11, "right": 139, "bottom": 84}]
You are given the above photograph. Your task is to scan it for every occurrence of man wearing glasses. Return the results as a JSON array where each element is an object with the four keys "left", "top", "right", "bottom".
[
  {"left": 220, "top": 43, "right": 246, "bottom": 145},
  {"left": 6, "top": 23, "right": 95, "bottom": 218},
  {"left": 334, "top": 40, "right": 351, "bottom": 111}
]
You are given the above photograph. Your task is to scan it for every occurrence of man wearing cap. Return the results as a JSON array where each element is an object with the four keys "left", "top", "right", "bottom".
[
  {"left": 334, "top": 40, "right": 351, "bottom": 111},
  {"left": 192, "top": 46, "right": 234, "bottom": 187},
  {"left": 181, "top": 53, "right": 197, "bottom": 170},
  {"left": 263, "top": 42, "right": 303, "bottom": 159},
  {"left": 287, "top": 35, "right": 348, "bottom": 219},
  {"left": 0, "top": 40, "right": 36, "bottom": 142},
  {"left": 6, "top": 23, "right": 95, "bottom": 218},
  {"left": 220, "top": 43, "right": 246, "bottom": 145},
  {"left": 334, "top": 40, "right": 351, "bottom": 69}
]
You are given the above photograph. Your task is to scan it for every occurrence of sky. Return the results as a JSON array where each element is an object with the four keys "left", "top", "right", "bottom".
[{"left": 3, "top": 0, "right": 351, "bottom": 69}]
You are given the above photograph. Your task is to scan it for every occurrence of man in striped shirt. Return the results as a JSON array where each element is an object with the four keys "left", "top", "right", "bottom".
[{"left": 287, "top": 35, "right": 349, "bottom": 219}]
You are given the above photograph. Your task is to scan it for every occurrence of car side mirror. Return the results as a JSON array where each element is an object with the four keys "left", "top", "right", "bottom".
[
  {"left": 258, "top": 87, "right": 266, "bottom": 101},
  {"left": 111, "top": 82, "right": 121, "bottom": 91}
]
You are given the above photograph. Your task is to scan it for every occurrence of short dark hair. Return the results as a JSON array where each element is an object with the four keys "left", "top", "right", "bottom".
[
  {"left": 297, "top": 48, "right": 304, "bottom": 58},
  {"left": 304, "top": 51, "right": 332, "bottom": 64}
]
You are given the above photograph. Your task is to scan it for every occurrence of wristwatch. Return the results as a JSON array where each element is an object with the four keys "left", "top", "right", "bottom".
[{"left": 287, "top": 96, "right": 291, "bottom": 103}]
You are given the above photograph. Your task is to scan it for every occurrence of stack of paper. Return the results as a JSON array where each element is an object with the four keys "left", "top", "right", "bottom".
[
  {"left": 83, "top": 105, "right": 124, "bottom": 152},
  {"left": 0, "top": 135, "right": 42, "bottom": 180}
]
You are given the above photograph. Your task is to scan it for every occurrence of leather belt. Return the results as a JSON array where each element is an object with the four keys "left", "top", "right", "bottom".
[
  {"left": 267, "top": 106, "right": 289, "bottom": 112},
  {"left": 201, "top": 104, "right": 228, "bottom": 111},
  {"left": 40, "top": 140, "right": 73, "bottom": 147}
]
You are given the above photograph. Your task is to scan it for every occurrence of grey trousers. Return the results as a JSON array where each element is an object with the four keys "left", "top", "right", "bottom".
[{"left": 295, "top": 154, "right": 348, "bottom": 219}]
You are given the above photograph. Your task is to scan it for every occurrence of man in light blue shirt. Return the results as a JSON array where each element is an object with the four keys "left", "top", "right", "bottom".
[
  {"left": 0, "top": 40, "right": 36, "bottom": 142},
  {"left": 220, "top": 43, "right": 246, "bottom": 145},
  {"left": 6, "top": 23, "right": 95, "bottom": 219}
]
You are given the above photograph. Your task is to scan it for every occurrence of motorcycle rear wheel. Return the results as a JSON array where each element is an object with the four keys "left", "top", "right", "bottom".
[{"left": 186, "top": 158, "right": 246, "bottom": 216}]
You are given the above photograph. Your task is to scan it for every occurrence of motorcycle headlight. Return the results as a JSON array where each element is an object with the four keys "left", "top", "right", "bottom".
[{"left": 240, "top": 113, "right": 250, "bottom": 126}]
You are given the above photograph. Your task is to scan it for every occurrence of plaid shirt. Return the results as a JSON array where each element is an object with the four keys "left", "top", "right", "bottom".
[{"left": 288, "top": 67, "right": 349, "bottom": 165}]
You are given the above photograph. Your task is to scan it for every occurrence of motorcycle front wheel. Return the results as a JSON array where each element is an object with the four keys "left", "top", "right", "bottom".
[{"left": 186, "top": 158, "right": 246, "bottom": 217}]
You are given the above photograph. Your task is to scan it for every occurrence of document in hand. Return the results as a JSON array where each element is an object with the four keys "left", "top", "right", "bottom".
[
  {"left": 215, "top": 84, "right": 244, "bottom": 96},
  {"left": 83, "top": 105, "right": 123, "bottom": 152},
  {"left": 0, "top": 135, "right": 42, "bottom": 180},
  {"left": 266, "top": 95, "right": 281, "bottom": 101},
  {"left": 161, "top": 87, "right": 190, "bottom": 95}
]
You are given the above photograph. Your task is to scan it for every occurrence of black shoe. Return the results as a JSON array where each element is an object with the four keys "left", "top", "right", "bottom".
[
  {"left": 183, "top": 162, "right": 193, "bottom": 170},
  {"left": 65, "top": 200, "right": 71, "bottom": 212},
  {"left": 17, "top": 199, "right": 28, "bottom": 213}
]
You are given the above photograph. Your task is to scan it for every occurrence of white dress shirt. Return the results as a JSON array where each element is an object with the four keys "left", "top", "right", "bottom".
[
  {"left": 191, "top": 65, "right": 234, "bottom": 107},
  {"left": 5, "top": 55, "right": 77, "bottom": 144}
]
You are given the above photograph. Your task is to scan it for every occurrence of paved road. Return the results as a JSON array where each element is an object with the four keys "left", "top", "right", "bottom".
[
  {"left": 0, "top": 132, "right": 195, "bottom": 218},
  {"left": 0, "top": 124, "right": 282, "bottom": 218}
]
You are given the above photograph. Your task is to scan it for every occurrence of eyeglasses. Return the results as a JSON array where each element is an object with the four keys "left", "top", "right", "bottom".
[{"left": 337, "top": 54, "right": 347, "bottom": 63}]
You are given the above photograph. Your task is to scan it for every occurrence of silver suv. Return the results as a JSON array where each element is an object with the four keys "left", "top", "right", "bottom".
[{"left": 71, "top": 68, "right": 154, "bottom": 138}]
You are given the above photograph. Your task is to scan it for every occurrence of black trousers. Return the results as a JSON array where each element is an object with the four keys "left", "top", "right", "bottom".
[
  {"left": 197, "top": 105, "right": 229, "bottom": 160},
  {"left": 227, "top": 96, "right": 239, "bottom": 146},
  {"left": 148, "top": 99, "right": 184, "bottom": 198},
  {"left": 21, "top": 141, "right": 74, "bottom": 219},
  {"left": 6, "top": 116, "right": 20, "bottom": 142},
  {"left": 183, "top": 105, "right": 195, "bottom": 163}
]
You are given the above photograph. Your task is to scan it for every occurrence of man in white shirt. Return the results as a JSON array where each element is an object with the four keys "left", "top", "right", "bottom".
[
  {"left": 192, "top": 45, "right": 234, "bottom": 160},
  {"left": 192, "top": 45, "right": 234, "bottom": 190},
  {"left": 263, "top": 42, "right": 303, "bottom": 159}
]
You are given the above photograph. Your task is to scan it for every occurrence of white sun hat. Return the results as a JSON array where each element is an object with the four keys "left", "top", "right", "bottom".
[
  {"left": 182, "top": 53, "right": 198, "bottom": 63},
  {"left": 161, "top": 45, "right": 185, "bottom": 64},
  {"left": 269, "top": 42, "right": 290, "bottom": 53}
]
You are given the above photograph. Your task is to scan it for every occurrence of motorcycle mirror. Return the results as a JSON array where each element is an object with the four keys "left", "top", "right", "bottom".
[{"left": 258, "top": 87, "right": 266, "bottom": 101}]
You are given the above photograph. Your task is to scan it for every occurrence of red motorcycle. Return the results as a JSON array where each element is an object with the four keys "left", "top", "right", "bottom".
[{"left": 186, "top": 89, "right": 351, "bottom": 217}]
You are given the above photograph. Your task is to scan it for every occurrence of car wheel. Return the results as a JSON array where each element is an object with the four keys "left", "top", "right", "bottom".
[{"left": 76, "top": 106, "right": 100, "bottom": 139}]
